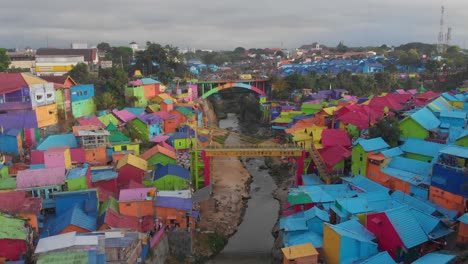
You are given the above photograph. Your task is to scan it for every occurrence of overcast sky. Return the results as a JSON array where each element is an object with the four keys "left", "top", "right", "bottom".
[{"left": 1, "top": 0, "right": 467, "bottom": 51}]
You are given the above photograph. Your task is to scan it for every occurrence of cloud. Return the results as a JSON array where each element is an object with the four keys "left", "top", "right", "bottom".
[{"left": 1, "top": 0, "right": 467, "bottom": 50}]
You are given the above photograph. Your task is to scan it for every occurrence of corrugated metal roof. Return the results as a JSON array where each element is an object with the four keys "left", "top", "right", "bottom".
[
  {"left": 287, "top": 186, "right": 334, "bottom": 205},
  {"left": 400, "top": 138, "right": 445, "bottom": 159},
  {"left": 410, "top": 209, "right": 453, "bottom": 239},
  {"left": 98, "top": 114, "right": 121, "bottom": 126},
  {"left": 354, "top": 137, "right": 389, "bottom": 152},
  {"left": 409, "top": 107, "right": 441, "bottom": 131},
  {"left": 381, "top": 147, "right": 403, "bottom": 158},
  {"left": 118, "top": 187, "right": 156, "bottom": 202},
  {"left": 139, "top": 144, "right": 176, "bottom": 160},
  {"left": 46, "top": 205, "right": 96, "bottom": 235},
  {"left": 0, "top": 190, "right": 42, "bottom": 214},
  {"left": 77, "top": 116, "right": 105, "bottom": 128},
  {"left": 123, "top": 107, "right": 145, "bottom": 117},
  {"left": 0, "top": 214, "right": 27, "bottom": 240},
  {"left": 336, "top": 197, "right": 373, "bottom": 214},
  {"left": 385, "top": 206, "right": 428, "bottom": 248},
  {"left": 281, "top": 243, "right": 318, "bottom": 260},
  {"left": 153, "top": 163, "right": 190, "bottom": 181},
  {"left": 35, "top": 232, "right": 99, "bottom": 254},
  {"left": 342, "top": 176, "right": 389, "bottom": 193},
  {"left": 109, "top": 131, "right": 130, "bottom": 143},
  {"left": 440, "top": 110, "right": 467, "bottom": 119},
  {"left": 141, "top": 78, "right": 160, "bottom": 85},
  {"left": 439, "top": 145, "right": 468, "bottom": 158},
  {"left": 67, "top": 164, "right": 89, "bottom": 180},
  {"left": 280, "top": 217, "right": 308, "bottom": 231},
  {"left": 103, "top": 208, "right": 140, "bottom": 231},
  {"left": 283, "top": 231, "right": 323, "bottom": 248},
  {"left": 91, "top": 169, "right": 118, "bottom": 182},
  {"left": 105, "top": 232, "right": 138, "bottom": 247},
  {"left": 331, "top": 220, "right": 376, "bottom": 242},
  {"left": 16, "top": 167, "right": 66, "bottom": 189},
  {"left": 115, "top": 154, "right": 147, "bottom": 171},
  {"left": 381, "top": 157, "right": 431, "bottom": 185},
  {"left": 353, "top": 251, "right": 396, "bottom": 264},
  {"left": 155, "top": 196, "right": 192, "bottom": 211},
  {"left": 459, "top": 212, "right": 468, "bottom": 224},
  {"left": 411, "top": 252, "right": 456, "bottom": 264},
  {"left": 390, "top": 191, "right": 436, "bottom": 215},
  {"left": 37, "top": 133, "right": 78, "bottom": 151},
  {"left": 37, "top": 251, "right": 89, "bottom": 264}
]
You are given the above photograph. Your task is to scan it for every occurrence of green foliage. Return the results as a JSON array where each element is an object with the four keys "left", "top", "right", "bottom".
[
  {"left": 68, "top": 63, "right": 93, "bottom": 84},
  {"left": 110, "top": 46, "right": 133, "bottom": 70},
  {"left": 369, "top": 116, "right": 401, "bottom": 147},
  {"left": 0, "top": 48, "right": 12, "bottom": 72},
  {"left": 336, "top": 41, "right": 349, "bottom": 53},
  {"left": 97, "top": 42, "right": 111, "bottom": 52},
  {"left": 134, "top": 42, "right": 186, "bottom": 82},
  {"left": 94, "top": 92, "right": 120, "bottom": 110}
]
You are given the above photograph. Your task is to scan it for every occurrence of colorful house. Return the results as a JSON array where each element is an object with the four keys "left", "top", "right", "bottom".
[
  {"left": 0, "top": 191, "right": 42, "bottom": 232},
  {"left": 43, "top": 146, "right": 72, "bottom": 170},
  {"left": 0, "top": 164, "right": 16, "bottom": 190},
  {"left": 65, "top": 164, "right": 90, "bottom": 191},
  {"left": 90, "top": 168, "right": 118, "bottom": 201},
  {"left": 139, "top": 144, "right": 177, "bottom": 169},
  {"left": 399, "top": 107, "right": 441, "bottom": 139},
  {"left": 99, "top": 208, "right": 140, "bottom": 231},
  {"left": 318, "top": 145, "right": 351, "bottom": 177},
  {"left": 41, "top": 75, "right": 77, "bottom": 117},
  {"left": 45, "top": 205, "right": 97, "bottom": 236},
  {"left": 111, "top": 108, "right": 137, "bottom": 123},
  {"left": 98, "top": 113, "right": 121, "bottom": 127},
  {"left": 126, "top": 80, "right": 147, "bottom": 107},
  {"left": 154, "top": 111, "right": 179, "bottom": 134},
  {"left": 323, "top": 219, "right": 378, "bottom": 264},
  {"left": 353, "top": 251, "right": 396, "bottom": 264},
  {"left": 0, "top": 215, "right": 29, "bottom": 261},
  {"left": 457, "top": 213, "right": 468, "bottom": 244},
  {"left": 109, "top": 131, "right": 140, "bottom": 156},
  {"left": 168, "top": 132, "right": 197, "bottom": 150},
  {"left": 400, "top": 138, "right": 445, "bottom": 163},
  {"left": 351, "top": 137, "right": 389, "bottom": 176},
  {"left": 412, "top": 252, "right": 456, "bottom": 264},
  {"left": 281, "top": 243, "right": 319, "bottom": 264},
  {"left": 141, "top": 78, "right": 161, "bottom": 99},
  {"left": 455, "top": 130, "right": 468, "bottom": 147},
  {"left": 366, "top": 206, "right": 429, "bottom": 263},
  {"left": 118, "top": 187, "right": 156, "bottom": 218},
  {"left": 0, "top": 128, "right": 23, "bottom": 154},
  {"left": 115, "top": 154, "right": 148, "bottom": 186},
  {"left": 146, "top": 163, "right": 190, "bottom": 191},
  {"left": 129, "top": 113, "right": 163, "bottom": 141},
  {"left": 321, "top": 129, "right": 351, "bottom": 148},
  {"left": 16, "top": 167, "right": 66, "bottom": 209},
  {"left": 36, "top": 133, "right": 78, "bottom": 150},
  {"left": 439, "top": 111, "right": 467, "bottom": 128},
  {"left": 154, "top": 195, "right": 196, "bottom": 230},
  {"left": 70, "top": 84, "right": 96, "bottom": 118}
]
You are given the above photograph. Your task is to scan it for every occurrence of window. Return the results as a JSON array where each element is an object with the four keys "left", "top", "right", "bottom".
[
  {"left": 121, "top": 145, "right": 127, "bottom": 151},
  {"left": 84, "top": 91, "right": 88, "bottom": 96},
  {"left": 36, "top": 94, "right": 44, "bottom": 102}
]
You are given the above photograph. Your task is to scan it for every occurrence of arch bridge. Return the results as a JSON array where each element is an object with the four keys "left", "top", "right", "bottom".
[{"left": 196, "top": 79, "right": 271, "bottom": 99}]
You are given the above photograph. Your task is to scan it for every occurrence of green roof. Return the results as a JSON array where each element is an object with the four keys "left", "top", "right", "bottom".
[
  {"left": 99, "top": 196, "right": 119, "bottom": 216},
  {"left": 0, "top": 176, "right": 16, "bottom": 190},
  {"left": 147, "top": 104, "right": 160, "bottom": 112},
  {"left": 109, "top": 132, "right": 130, "bottom": 143},
  {"left": 37, "top": 251, "right": 89, "bottom": 264},
  {"left": 176, "top": 107, "right": 195, "bottom": 117},
  {"left": 98, "top": 114, "right": 121, "bottom": 126},
  {"left": 106, "top": 122, "right": 118, "bottom": 131},
  {"left": 287, "top": 191, "right": 313, "bottom": 205},
  {"left": 0, "top": 214, "right": 27, "bottom": 240}
]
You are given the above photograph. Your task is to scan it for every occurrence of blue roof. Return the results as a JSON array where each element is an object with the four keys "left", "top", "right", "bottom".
[
  {"left": 283, "top": 231, "right": 323, "bottom": 248},
  {"left": 390, "top": 191, "right": 436, "bottom": 215},
  {"left": 153, "top": 163, "right": 190, "bottom": 181},
  {"left": 410, "top": 209, "right": 453, "bottom": 239},
  {"left": 280, "top": 217, "right": 308, "bottom": 232},
  {"left": 412, "top": 252, "right": 456, "bottom": 264},
  {"left": 155, "top": 196, "right": 192, "bottom": 211},
  {"left": 140, "top": 78, "right": 160, "bottom": 85},
  {"left": 37, "top": 133, "right": 78, "bottom": 150},
  {"left": 439, "top": 145, "right": 468, "bottom": 158},
  {"left": 336, "top": 197, "right": 373, "bottom": 214},
  {"left": 123, "top": 107, "right": 145, "bottom": 117},
  {"left": 67, "top": 164, "right": 89, "bottom": 180},
  {"left": 302, "top": 174, "right": 323, "bottom": 186},
  {"left": 440, "top": 110, "right": 467, "bottom": 119},
  {"left": 382, "top": 157, "right": 432, "bottom": 185},
  {"left": 458, "top": 212, "right": 468, "bottom": 224},
  {"left": 342, "top": 175, "right": 389, "bottom": 193},
  {"left": 409, "top": 107, "right": 441, "bottom": 131},
  {"left": 455, "top": 129, "right": 468, "bottom": 140},
  {"left": 441, "top": 92, "right": 460, "bottom": 102},
  {"left": 381, "top": 147, "right": 403, "bottom": 158},
  {"left": 353, "top": 252, "right": 396, "bottom": 264},
  {"left": 91, "top": 169, "right": 118, "bottom": 182},
  {"left": 334, "top": 219, "right": 376, "bottom": 241},
  {"left": 46, "top": 205, "right": 96, "bottom": 236},
  {"left": 400, "top": 138, "right": 445, "bottom": 159},
  {"left": 3, "top": 128, "right": 21, "bottom": 137},
  {"left": 385, "top": 206, "right": 428, "bottom": 248},
  {"left": 354, "top": 137, "right": 390, "bottom": 152},
  {"left": 280, "top": 206, "right": 329, "bottom": 231}
]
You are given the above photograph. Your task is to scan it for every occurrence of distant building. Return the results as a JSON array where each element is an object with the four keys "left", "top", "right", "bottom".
[
  {"left": 35, "top": 48, "right": 99, "bottom": 76},
  {"left": 71, "top": 43, "right": 88, "bottom": 49}
]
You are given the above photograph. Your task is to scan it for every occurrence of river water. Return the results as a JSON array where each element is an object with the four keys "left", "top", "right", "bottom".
[{"left": 207, "top": 113, "right": 279, "bottom": 264}]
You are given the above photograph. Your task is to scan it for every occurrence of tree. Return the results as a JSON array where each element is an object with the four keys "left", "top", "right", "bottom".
[
  {"left": 0, "top": 48, "right": 11, "bottom": 72},
  {"left": 336, "top": 41, "right": 349, "bottom": 53},
  {"left": 95, "top": 92, "right": 119, "bottom": 110},
  {"left": 110, "top": 46, "right": 133, "bottom": 70},
  {"left": 369, "top": 116, "right": 401, "bottom": 147},
  {"left": 233, "top": 47, "right": 246, "bottom": 54},
  {"left": 68, "top": 63, "right": 92, "bottom": 84},
  {"left": 425, "top": 60, "right": 441, "bottom": 73},
  {"left": 97, "top": 42, "right": 111, "bottom": 52}
]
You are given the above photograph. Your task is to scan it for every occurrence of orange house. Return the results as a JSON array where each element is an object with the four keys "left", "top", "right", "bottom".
[
  {"left": 429, "top": 186, "right": 466, "bottom": 215},
  {"left": 118, "top": 188, "right": 156, "bottom": 218},
  {"left": 457, "top": 213, "right": 468, "bottom": 244},
  {"left": 85, "top": 147, "right": 109, "bottom": 166},
  {"left": 154, "top": 196, "right": 196, "bottom": 230},
  {"left": 281, "top": 243, "right": 319, "bottom": 264}
]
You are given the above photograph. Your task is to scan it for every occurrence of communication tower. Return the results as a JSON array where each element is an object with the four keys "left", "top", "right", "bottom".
[{"left": 437, "top": 6, "right": 445, "bottom": 54}]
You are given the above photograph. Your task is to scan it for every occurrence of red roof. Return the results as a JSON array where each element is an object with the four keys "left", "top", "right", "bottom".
[
  {"left": 77, "top": 116, "right": 105, "bottom": 128},
  {"left": 318, "top": 145, "right": 351, "bottom": 168},
  {"left": 321, "top": 129, "right": 351, "bottom": 148},
  {"left": 103, "top": 209, "right": 140, "bottom": 231},
  {"left": 0, "top": 191, "right": 42, "bottom": 215},
  {"left": 0, "top": 73, "right": 28, "bottom": 94},
  {"left": 416, "top": 91, "right": 440, "bottom": 100},
  {"left": 368, "top": 95, "right": 404, "bottom": 111},
  {"left": 139, "top": 144, "right": 176, "bottom": 161}
]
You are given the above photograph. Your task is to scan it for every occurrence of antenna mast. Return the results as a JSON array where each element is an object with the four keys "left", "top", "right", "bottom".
[{"left": 437, "top": 6, "right": 445, "bottom": 54}]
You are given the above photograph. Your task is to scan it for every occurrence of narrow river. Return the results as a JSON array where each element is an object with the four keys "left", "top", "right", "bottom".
[{"left": 207, "top": 113, "right": 279, "bottom": 264}]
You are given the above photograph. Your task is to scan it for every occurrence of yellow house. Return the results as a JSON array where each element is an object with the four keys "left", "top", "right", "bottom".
[{"left": 35, "top": 103, "right": 58, "bottom": 128}]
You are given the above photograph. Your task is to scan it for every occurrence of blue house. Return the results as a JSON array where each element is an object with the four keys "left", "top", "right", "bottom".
[
  {"left": 54, "top": 189, "right": 99, "bottom": 217},
  {"left": 439, "top": 111, "right": 467, "bottom": 128},
  {"left": 362, "top": 61, "right": 384, "bottom": 73},
  {"left": 400, "top": 138, "right": 445, "bottom": 163},
  {"left": 36, "top": 133, "right": 78, "bottom": 151},
  {"left": 432, "top": 145, "right": 468, "bottom": 196},
  {"left": 44, "top": 204, "right": 96, "bottom": 236},
  {"left": 0, "top": 129, "right": 22, "bottom": 154}
]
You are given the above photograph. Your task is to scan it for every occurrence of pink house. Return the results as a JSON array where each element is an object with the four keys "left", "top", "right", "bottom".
[
  {"left": 16, "top": 167, "right": 66, "bottom": 190},
  {"left": 44, "top": 147, "right": 72, "bottom": 170}
]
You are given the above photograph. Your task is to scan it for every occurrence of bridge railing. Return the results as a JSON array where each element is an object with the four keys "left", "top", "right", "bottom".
[{"left": 199, "top": 143, "right": 301, "bottom": 150}]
